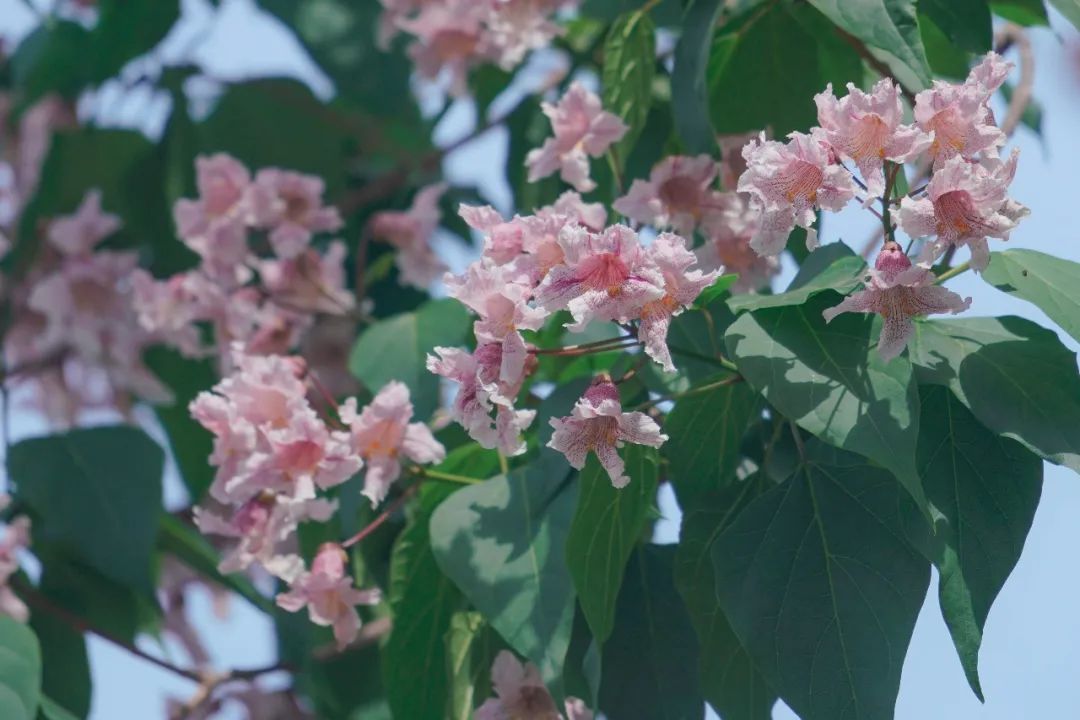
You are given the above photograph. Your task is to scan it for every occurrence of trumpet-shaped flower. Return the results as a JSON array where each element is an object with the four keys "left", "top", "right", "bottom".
[
  {"left": 738, "top": 131, "right": 856, "bottom": 256},
  {"left": 548, "top": 378, "right": 667, "bottom": 487},
  {"left": 47, "top": 189, "right": 120, "bottom": 256},
  {"left": 614, "top": 155, "right": 729, "bottom": 235},
  {"left": 898, "top": 150, "right": 1027, "bottom": 270},
  {"left": 815, "top": 79, "right": 931, "bottom": 198},
  {"left": 534, "top": 224, "right": 664, "bottom": 332},
  {"left": 250, "top": 169, "right": 343, "bottom": 260},
  {"left": 476, "top": 651, "right": 593, "bottom": 720},
  {"left": 276, "top": 543, "right": 381, "bottom": 649},
  {"left": 339, "top": 382, "right": 446, "bottom": 505},
  {"left": 639, "top": 233, "right": 720, "bottom": 372},
  {"left": 371, "top": 183, "right": 449, "bottom": 289},
  {"left": 526, "top": 82, "right": 628, "bottom": 192},
  {"left": 822, "top": 242, "right": 971, "bottom": 360}
]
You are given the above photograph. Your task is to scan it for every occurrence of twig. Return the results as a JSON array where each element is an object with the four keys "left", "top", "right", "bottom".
[
  {"left": 14, "top": 577, "right": 203, "bottom": 683},
  {"left": 788, "top": 420, "right": 806, "bottom": 461},
  {"left": 416, "top": 467, "right": 485, "bottom": 485},
  {"left": 667, "top": 344, "right": 740, "bottom": 373},
  {"left": 529, "top": 335, "right": 639, "bottom": 356},
  {"left": 341, "top": 483, "right": 419, "bottom": 549}
]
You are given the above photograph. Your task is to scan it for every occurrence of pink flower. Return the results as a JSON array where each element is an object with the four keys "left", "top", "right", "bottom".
[
  {"left": 190, "top": 348, "right": 360, "bottom": 505},
  {"left": 815, "top": 79, "right": 931, "bottom": 198},
  {"left": 276, "top": 543, "right": 381, "bottom": 649},
  {"left": 534, "top": 224, "right": 664, "bottom": 332},
  {"left": 638, "top": 233, "right": 720, "bottom": 372},
  {"left": 250, "top": 168, "right": 343, "bottom": 259},
  {"left": 427, "top": 344, "right": 536, "bottom": 456},
  {"left": 898, "top": 150, "right": 1027, "bottom": 270},
  {"left": 525, "top": 82, "right": 628, "bottom": 192},
  {"left": 397, "top": 0, "right": 489, "bottom": 95},
  {"left": 460, "top": 194, "right": 603, "bottom": 281},
  {"left": 339, "top": 382, "right": 446, "bottom": 505},
  {"left": 371, "top": 183, "right": 449, "bottom": 290},
  {"left": 131, "top": 270, "right": 213, "bottom": 358},
  {"left": 0, "top": 498, "right": 30, "bottom": 622},
  {"left": 173, "top": 154, "right": 253, "bottom": 279},
  {"left": 445, "top": 260, "right": 548, "bottom": 343},
  {"left": 485, "top": 0, "right": 571, "bottom": 70},
  {"left": 823, "top": 241, "right": 971, "bottom": 360},
  {"left": 547, "top": 378, "right": 667, "bottom": 487},
  {"left": 694, "top": 192, "right": 778, "bottom": 293},
  {"left": 47, "top": 189, "right": 120, "bottom": 256},
  {"left": 914, "top": 53, "right": 1010, "bottom": 168},
  {"left": 614, "top": 155, "right": 729, "bottom": 235},
  {"left": 738, "top": 130, "right": 856, "bottom": 256},
  {"left": 259, "top": 241, "right": 355, "bottom": 316},
  {"left": 476, "top": 650, "right": 593, "bottom": 720},
  {"left": 195, "top": 492, "right": 337, "bottom": 580}
]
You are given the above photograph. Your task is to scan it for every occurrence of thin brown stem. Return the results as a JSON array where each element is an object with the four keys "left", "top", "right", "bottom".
[
  {"left": 529, "top": 335, "right": 639, "bottom": 356},
  {"left": 341, "top": 483, "right": 419, "bottom": 549}
]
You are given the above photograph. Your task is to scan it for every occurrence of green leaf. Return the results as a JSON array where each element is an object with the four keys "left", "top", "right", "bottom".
[
  {"left": 34, "top": 550, "right": 145, "bottom": 643},
  {"left": 258, "top": 0, "right": 421, "bottom": 120},
  {"left": 807, "top": 0, "right": 933, "bottom": 89},
  {"left": 38, "top": 696, "right": 79, "bottom": 720},
  {"left": 89, "top": 0, "right": 180, "bottom": 83},
  {"left": 724, "top": 293, "right": 926, "bottom": 509},
  {"left": 672, "top": 0, "right": 724, "bottom": 153},
  {"left": 446, "top": 612, "right": 500, "bottom": 720},
  {"left": 0, "top": 616, "right": 41, "bottom": 720},
  {"left": 10, "top": 21, "right": 92, "bottom": 109},
  {"left": 603, "top": 11, "right": 656, "bottom": 158},
  {"left": 598, "top": 545, "right": 703, "bottom": 720},
  {"left": 9, "top": 427, "right": 164, "bottom": 596},
  {"left": 920, "top": 12, "right": 974, "bottom": 80},
  {"left": 982, "top": 249, "right": 1080, "bottom": 345},
  {"left": 674, "top": 476, "right": 777, "bottom": 720},
  {"left": 582, "top": 0, "right": 683, "bottom": 24},
  {"left": 383, "top": 484, "right": 464, "bottom": 720},
  {"left": 349, "top": 298, "right": 472, "bottom": 419},
  {"left": 566, "top": 446, "right": 658, "bottom": 644},
  {"left": 156, "top": 514, "right": 274, "bottom": 615},
  {"left": 727, "top": 242, "right": 866, "bottom": 313},
  {"left": 663, "top": 373, "right": 759, "bottom": 505},
  {"left": 667, "top": 299, "right": 737, "bottom": 382},
  {"left": 989, "top": 0, "right": 1050, "bottom": 25},
  {"left": 920, "top": 0, "right": 992, "bottom": 53},
  {"left": 915, "top": 385, "right": 1042, "bottom": 700},
  {"left": 1048, "top": 0, "right": 1080, "bottom": 29},
  {"left": 908, "top": 316, "right": 1080, "bottom": 473},
  {"left": 712, "top": 441, "right": 931, "bottom": 720},
  {"left": 429, "top": 455, "right": 578, "bottom": 684},
  {"left": 198, "top": 79, "right": 360, "bottom": 196},
  {"left": 38, "top": 697, "right": 79, "bottom": 720},
  {"left": 707, "top": 3, "right": 863, "bottom": 136},
  {"left": 145, "top": 348, "right": 216, "bottom": 500},
  {"left": 694, "top": 274, "right": 740, "bottom": 308},
  {"left": 29, "top": 610, "right": 89, "bottom": 720}
]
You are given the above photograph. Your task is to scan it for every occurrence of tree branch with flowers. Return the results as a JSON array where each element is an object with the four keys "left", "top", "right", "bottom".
[{"left": 0, "top": 1, "right": 1076, "bottom": 719}]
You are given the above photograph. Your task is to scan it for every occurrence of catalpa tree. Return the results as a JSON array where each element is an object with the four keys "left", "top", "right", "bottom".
[{"left": 0, "top": 1, "right": 1075, "bottom": 719}]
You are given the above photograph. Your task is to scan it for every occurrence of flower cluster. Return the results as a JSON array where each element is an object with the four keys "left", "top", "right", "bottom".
[
  {"left": 611, "top": 144, "right": 778, "bottom": 293},
  {"left": 379, "top": 0, "right": 580, "bottom": 95},
  {"left": 734, "top": 53, "right": 1027, "bottom": 358},
  {"left": 190, "top": 348, "right": 444, "bottom": 646},
  {"left": 0, "top": 495, "right": 30, "bottom": 622},
  {"left": 5, "top": 190, "right": 171, "bottom": 424},
  {"left": 476, "top": 651, "right": 592, "bottom": 720},
  {"left": 429, "top": 88, "right": 723, "bottom": 483},
  {"left": 526, "top": 82, "right": 629, "bottom": 192},
  {"left": 133, "top": 154, "right": 352, "bottom": 368}
]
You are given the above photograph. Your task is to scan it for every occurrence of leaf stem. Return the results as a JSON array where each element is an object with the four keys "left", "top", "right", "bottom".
[
  {"left": 415, "top": 467, "right": 485, "bottom": 485},
  {"left": 667, "top": 344, "right": 740, "bottom": 373},
  {"left": 529, "top": 335, "right": 639, "bottom": 356},
  {"left": 935, "top": 261, "right": 971, "bottom": 284},
  {"left": 633, "top": 373, "right": 744, "bottom": 410}
]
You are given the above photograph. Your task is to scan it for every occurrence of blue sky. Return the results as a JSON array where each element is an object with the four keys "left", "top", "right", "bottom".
[{"left": 2, "top": 0, "right": 1080, "bottom": 717}]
